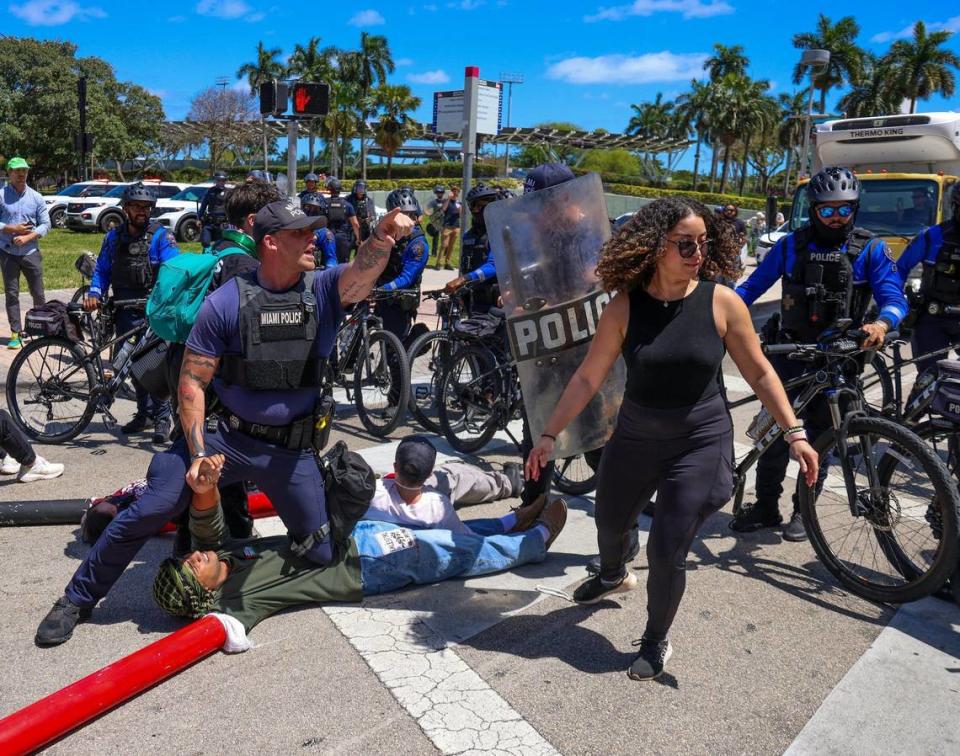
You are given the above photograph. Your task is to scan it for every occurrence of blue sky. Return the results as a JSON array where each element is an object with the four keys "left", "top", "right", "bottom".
[{"left": 6, "top": 1, "right": 959, "bottom": 148}]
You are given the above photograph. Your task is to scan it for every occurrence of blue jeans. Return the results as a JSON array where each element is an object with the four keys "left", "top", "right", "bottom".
[
  {"left": 66, "top": 420, "right": 332, "bottom": 607},
  {"left": 355, "top": 518, "right": 547, "bottom": 595},
  {"left": 115, "top": 307, "right": 171, "bottom": 422}
]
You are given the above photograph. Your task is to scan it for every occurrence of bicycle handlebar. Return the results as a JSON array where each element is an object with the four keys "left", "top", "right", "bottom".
[{"left": 763, "top": 330, "right": 900, "bottom": 358}]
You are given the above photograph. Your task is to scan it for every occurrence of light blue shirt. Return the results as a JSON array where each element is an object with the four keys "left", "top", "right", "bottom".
[{"left": 0, "top": 184, "right": 51, "bottom": 257}]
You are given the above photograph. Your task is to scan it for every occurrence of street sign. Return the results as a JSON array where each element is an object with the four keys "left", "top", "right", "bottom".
[
  {"left": 292, "top": 82, "right": 330, "bottom": 116},
  {"left": 432, "top": 79, "right": 502, "bottom": 136}
]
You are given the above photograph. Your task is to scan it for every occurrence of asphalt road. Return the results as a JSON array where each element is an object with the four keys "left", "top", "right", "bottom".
[{"left": 0, "top": 265, "right": 957, "bottom": 755}]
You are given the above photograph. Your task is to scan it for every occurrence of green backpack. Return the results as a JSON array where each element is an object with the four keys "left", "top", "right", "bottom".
[{"left": 146, "top": 248, "right": 246, "bottom": 343}]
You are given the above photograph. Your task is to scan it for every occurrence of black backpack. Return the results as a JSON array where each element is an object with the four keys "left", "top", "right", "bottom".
[{"left": 318, "top": 441, "right": 375, "bottom": 562}]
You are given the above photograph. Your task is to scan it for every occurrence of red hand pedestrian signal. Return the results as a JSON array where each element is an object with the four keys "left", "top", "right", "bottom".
[{"left": 291, "top": 83, "right": 330, "bottom": 116}]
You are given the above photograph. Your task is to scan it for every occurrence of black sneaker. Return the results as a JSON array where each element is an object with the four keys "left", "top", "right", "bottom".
[
  {"left": 586, "top": 525, "right": 641, "bottom": 575},
  {"left": 121, "top": 413, "right": 150, "bottom": 435},
  {"left": 783, "top": 509, "right": 808, "bottom": 542},
  {"left": 152, "top": 416, "right": 172, "bottom": 444},
  {"left": 573, "top": 571, "right": 638, "bottom": 604},
  {"left": 35, "top": 596, "right": 92, "bottom": 647},
  {"left": 628, "top": 637, "right": 673, "bottom": 681},
  {"left": 502, "top": 462, "right": 523, "bottom": 497},
  {"left": 729, "top": 502, "right": 782, "bottom": 533}
]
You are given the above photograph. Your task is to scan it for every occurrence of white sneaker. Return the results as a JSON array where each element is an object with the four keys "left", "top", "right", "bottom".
[
  {"left": 17, "top": 456, "right": 65, "bottom": 483},
  {"left": 0, "top": 456, "right": 20, "bottom": 475}
]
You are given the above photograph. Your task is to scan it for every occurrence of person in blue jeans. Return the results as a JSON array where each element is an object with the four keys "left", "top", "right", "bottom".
[{"left": 149, "top": 444, "right": 568, "bottom": 634}]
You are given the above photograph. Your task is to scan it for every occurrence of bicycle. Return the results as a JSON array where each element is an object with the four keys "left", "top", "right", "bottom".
[
  {"left": 325, "top": 290, "right": 411, "bottom": 438},
  {"left": 728, "top": 320, "right": 959, "bottom": 604},
  {"left": 6, "top": 299, "right": 152, "bottom": 443}
]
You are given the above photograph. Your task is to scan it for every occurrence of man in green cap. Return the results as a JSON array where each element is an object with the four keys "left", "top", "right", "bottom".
[{"left": 1, "top": 157, "right": 50, "bottom": 349}]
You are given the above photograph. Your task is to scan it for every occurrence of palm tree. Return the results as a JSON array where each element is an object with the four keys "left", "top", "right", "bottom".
[
  {"left": 777, "top": 90, "right": 808, "bottom": 194},
  {"left": 372, "top": 84, "right": 422, "bottom": 178},
  {"left": 675, "top": 79, "right": 714, "bottom": 190},
  {"left": 355, "top": 32, "right": 395, "bottom": 180},
  {"left": 236, "top": 41, "right": 286, "bottom": 171},
  {"left": 288, "top": 37, "right": 339, "bottom": 171},
  {"left": 792, "top": 14, "right": 867, "bottom": 113},
  {"left": 626, "top": 93, "right": 680, "bottom": 185},
  {"left": 709, "top": 74, "right": 772, "bottom": 194},
  {"left": 882, "top": 21, "right": 960, "bottom": 113},
  {"left": 703, "top": 43, "right": 749, "bottom": 81},
  {"left": 838, "top": 54, "right": 903, "bottom": 117}
]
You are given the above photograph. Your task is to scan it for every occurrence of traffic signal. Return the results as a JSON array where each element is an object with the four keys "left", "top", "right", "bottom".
[
  {"left": 259, "top": 80, "right": 288, "bottom": 116},
  {"left": 291, "top": 82, "right": 330, "bottom": 116}
]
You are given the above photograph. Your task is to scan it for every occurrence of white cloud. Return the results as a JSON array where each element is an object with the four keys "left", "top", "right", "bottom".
[
  {"left": 9, "top": 0, "right": 106, "bottom": 26},
  {"left": 447, "top": 0, "right": 483, "bottom": 8},
  {"left": 196, "top": 0, "right": 251, "bottom": 18},
  {"left": 586, "top": 0, "right": 733, "bottom": 22},
  {"left": 546, "top": 52, "right": 708, "bottom": 85},
  {"left": 408, "top": 69, "right": 450, "bottom": 84},
  {"left": 871, "top": 15, "right": 960, "bottom": 43},
  {"left": 245, "top": 10, "right": 265, "bottom": 21},
  {"left": 395, "top": 57, "right": 414, "bottom": 66},
  {"left": 349, "top": 9, "right": 385, "bottom": 25}
]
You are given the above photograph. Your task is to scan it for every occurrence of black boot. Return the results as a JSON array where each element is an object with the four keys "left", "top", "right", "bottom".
[
  {"left": 121, "top": 413, "right": 150, "bottom": 435},
  {"left": 729, "top": 501, "right": 782, "bottom": 532},
  {"left": 36, "top": 596, "right": 92, "bottom": 647}
]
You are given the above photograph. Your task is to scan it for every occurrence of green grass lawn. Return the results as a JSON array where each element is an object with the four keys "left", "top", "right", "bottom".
[{"left": 33, "top": 228, "right": 456, "bottom": 291}]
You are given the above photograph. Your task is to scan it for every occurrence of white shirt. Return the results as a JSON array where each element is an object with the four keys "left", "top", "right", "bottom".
[{"left": 365, "top": 478, "right": 474, "bottom": 535}]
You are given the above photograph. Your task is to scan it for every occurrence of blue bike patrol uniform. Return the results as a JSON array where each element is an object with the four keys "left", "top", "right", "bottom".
[
  {"left": 896, "top": 218, "right": 960, "bottom": 375},
  {"left": 314, "top": 228, "right": 339, "bottom": 269},
  {"left": 377, "top": 225, "right": 429, "bottom": 339}
]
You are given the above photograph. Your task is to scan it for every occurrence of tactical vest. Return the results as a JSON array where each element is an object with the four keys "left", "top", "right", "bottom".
[
  {"left": 921, "top": 221, "right": 960, "bottom": 307},
  {"left": 780, "top": 226, "right": 873, "bottom": 342},
  {"left": 325, "top": 196, "right": 348, "bottom": 225},
  {"left": 218, "top": 272, "right": 323, "bottom": 392},
  {"left": 205, "top": 187, "right": 227, "bottom": 221},
  {"left": 112, "top": 223, "right": 161, "bottom": 293},
  {"left": 377, "top": 229, "right": 427, "bottom": 287},
  {"left": 352, "top": 195, "right": 374, "bottom": 224},
  {"left": 459, "top": 228, "right": 497, "bottom": 306}
]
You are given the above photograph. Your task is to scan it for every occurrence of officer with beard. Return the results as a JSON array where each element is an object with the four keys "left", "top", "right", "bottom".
[
  {"left": 198, "top": 172, "right": 229, "bottom": 247},
  {"left": 348, "top": 180, "right": 377, "bottom": 243},
  {"left": 896, "top": 183, "right": 960, "bottom": 376},
  {"left": 84, "top": 182, "right": 178, "bottom": 442},
  {"left": 444, "top": 183, "right": 501, "bottom": 313},
  {"left": 733, "top": 166, "right": 907, "bottom": 541}
]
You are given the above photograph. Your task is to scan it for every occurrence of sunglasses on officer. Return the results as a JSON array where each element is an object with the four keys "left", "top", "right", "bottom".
[
  {"left": 815, "top": 203, "right": 856, "bottom": 219},
  {"left": 665, "top": 237, "right": 710, "bottom": 258}
]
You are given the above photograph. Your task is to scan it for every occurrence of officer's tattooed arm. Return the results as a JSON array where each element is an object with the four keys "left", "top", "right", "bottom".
[
  {"left": 178, "top": 348, "right": 220, "bottom": 468},
  {"left": 339, "top": 208, "right": 415, "bottom": 305}
]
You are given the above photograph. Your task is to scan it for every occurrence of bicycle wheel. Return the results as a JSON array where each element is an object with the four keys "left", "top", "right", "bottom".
[
  {"left": 353, "top": 329, "right": 410, "bottom": 437},
  {"left": 6, "top": 337, "right": 97, "bottom": 443},
  {"left": 860, "top": 353, "right": 895, "bottom": 415},
  {"left": 438, "top": 343, "right": 499, "bottom": 453},
  {"left": 553, "top": 454, "right": 598, "bottom": 495},
  {"left": 800, "top": 415, "right": 959, "bottom": 603},
  {"left": 407, "top": 329, "right": 453, "bottom": 434}
]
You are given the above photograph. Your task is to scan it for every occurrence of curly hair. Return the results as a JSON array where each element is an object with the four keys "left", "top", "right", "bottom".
[{"left": 597, "top": 196, "right": 743, "bottom": 292}]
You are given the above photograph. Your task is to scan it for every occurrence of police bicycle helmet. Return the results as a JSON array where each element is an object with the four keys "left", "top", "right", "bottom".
[
  {"left": 304, "top": 172, "right": 319, "bottom": 183},
  {"left": 466, "top": 184, "right": 499, "bottom": 211},
  {"left": 352, "top": 180, "right": 366, "bottom": 193},
  {"left": 808, "top": 166, "right": 860, "bottom": 205},
  {"left": 213, "top": 171, "right": 227, "bottom": 181},
  {"left": 433, "top": 184, "right": 445, "bottom": 194},
  {"left": 326, "top": 177, "right": 342, "bottom": 192},
  {"left": 121, "top": 182, "right": 157, "bottom": 205},
  {"left": 386, "top": 187, "right": 420, "bottom": 214},
  {"left": 300, "top": 193, "right": 326, "bottom": 216}
]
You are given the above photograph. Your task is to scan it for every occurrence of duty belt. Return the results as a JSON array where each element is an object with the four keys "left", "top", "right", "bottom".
[{"left": 217, "top": 408, "right": 314, "bottom": 449}]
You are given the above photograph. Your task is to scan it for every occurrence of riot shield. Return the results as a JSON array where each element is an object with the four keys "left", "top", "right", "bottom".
[{"left": 485, "top": 172, "right": 625, "bottom": 458}]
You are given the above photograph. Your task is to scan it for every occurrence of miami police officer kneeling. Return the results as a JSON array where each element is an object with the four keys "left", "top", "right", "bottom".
[{"left": 34, "top": 199, "right": 415, "bottom": 647}]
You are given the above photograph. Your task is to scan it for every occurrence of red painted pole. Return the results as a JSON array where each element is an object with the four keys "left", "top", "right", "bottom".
[
  {"left": 159, "top": 491, "right": 276, "bottom": 533},
  {"left": 0, "top": 616, "right": 226, "bottom": 755}
]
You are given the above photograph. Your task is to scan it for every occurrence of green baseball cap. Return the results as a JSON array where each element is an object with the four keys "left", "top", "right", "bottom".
[{"left": 6, "top": 157, "right": 29, "bottom": 170}]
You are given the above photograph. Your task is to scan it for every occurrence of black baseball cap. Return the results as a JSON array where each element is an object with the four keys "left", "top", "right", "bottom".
[
  {"left": 523, "top": 163, "right": 576, "bottom": 194},
  {"left": 395, "top": 436, "right": 437, "bottom": 485},
  {"left": 253, "top": 200, "right": 326, "bottom": 242}
]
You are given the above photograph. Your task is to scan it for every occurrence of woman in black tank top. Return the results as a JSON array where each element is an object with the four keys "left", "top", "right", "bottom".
[{"left": 526, "top": 197, "right": 819, "bottom": 681}]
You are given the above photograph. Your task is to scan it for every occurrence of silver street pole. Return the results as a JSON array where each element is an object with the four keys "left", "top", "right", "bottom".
[
  {"left": 461, "top": 66, "right": 480, "bottom": 240},
  {"left": 287, "top": 119, "right": 298, "bottom": 199}
]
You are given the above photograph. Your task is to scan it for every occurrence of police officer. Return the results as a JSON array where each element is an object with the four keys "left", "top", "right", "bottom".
[
  {"left": 324, "top": 177, "right": 361, "bottom": 264},
  {"left": 444, "top": 183, "right": 500, "bottom": 314},
  {"left": 35, "top": 200, "right": 415, "bottom": 646},
  {"left": 301, "top": 193, "right": 338, "bottom": 268},
  {"left": 375, "top": 187, "right": 430, "bottom": 343},
  {"left": 733, "top": 166, "right": 908, "bottom": 540},
  {"left": 348, "top": 180, "right": 377, "bottom": 242},
  {"left": 425, "top": 184, "right": 446, "bottom": 264},
  {"left": 896, "top": 183, "right": 960, "bottom": 377},
  {"left": 84, "top": 182, "right": 178, "bottom": 443},
  {"left": 298, "top": 172, "right": 320, "bottom": 200},
  {"left": 198, "top": 171, "right": 229, "bottom": 247}
]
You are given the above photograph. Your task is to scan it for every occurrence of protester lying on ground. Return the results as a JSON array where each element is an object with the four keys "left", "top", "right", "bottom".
[
  {"left": 152, "top": 454, "right": 568, "bottom": 634},
  {"left": 0, "top": 408, "right": 64, "bottom": 483}
]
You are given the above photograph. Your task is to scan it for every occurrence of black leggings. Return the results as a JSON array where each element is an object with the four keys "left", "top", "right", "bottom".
[
  {"left": 595, "top": 393, "right": 734, "bottom": 641},
  {"left": 0, "top": 408, "right": 35, "bottom": 466}
]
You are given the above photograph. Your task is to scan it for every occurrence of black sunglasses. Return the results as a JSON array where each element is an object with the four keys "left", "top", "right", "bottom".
[{"left": 666, "top": 238, "right": 710, "bottom": 258}]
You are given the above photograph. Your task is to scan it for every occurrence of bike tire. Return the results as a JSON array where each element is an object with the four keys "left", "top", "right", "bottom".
[
  {"left": 407, "top": 329, "right": 453, "bottom": 434},
  {"left": 438, "top": 343, "right": 499, "bottom": 453},
  {"left": 553, "top": 454, "right": 598, "bottom": 496},
  {"left": 6, "top": 336, "right": 98, "bottom": 444},
  {"left": 800, "top": 415, "right": 960, "bottom": 604},
  {"left": 353, "top": 328, "right": 410, "bottom": 438},
  {"left": 860, "top": 353, "right": 895, "bottom": 415},
  {"left": 70, "top": 284, "right": 88, "bottom": 304}
]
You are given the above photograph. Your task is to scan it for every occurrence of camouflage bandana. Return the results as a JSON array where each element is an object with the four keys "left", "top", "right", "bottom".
[{"left": 153, "top": 558, "right": 218, "bottom": 618}]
